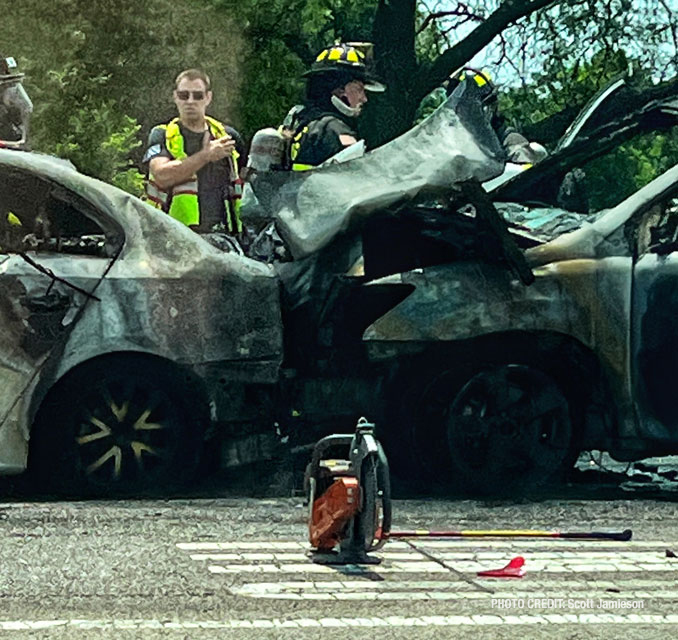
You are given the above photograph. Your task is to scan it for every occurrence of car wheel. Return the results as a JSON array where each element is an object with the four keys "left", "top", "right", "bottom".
[
  {"left": 445, "top": 364, "right": 573, "bottom": 496},
  {"left": 31, "top": 357, "right": 205, "bottom": 496}
]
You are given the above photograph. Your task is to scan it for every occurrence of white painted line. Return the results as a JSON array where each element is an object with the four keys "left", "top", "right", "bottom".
[
  {"left": 177, "top": 539, "right": 677, "bottom": 551},
  {"left": 189, "top": 552, "right": 309, "bottom": 562},
  {"left": 231, "top": 581, "right": 678, "bottom": 601},
  {"left": 230, "top": 579, "right": 678, "bottom": 592},
  {"left": 205, "top": 559, "right": 673, "bottom": 574},
  {"left": 187, "top": 550, "right": 671, "bottom": 563},
  {"left": 386, "top": 540, "right": 676, "bottom": 549},
  {"left": 208, "top": 562, "right": 450, "bottom": 574},
  {"left": 0, "top": 615, "right": 677, "bottom": 630},
  {"left": 177, "top": 542, "right": 306, "bottom": 551}
]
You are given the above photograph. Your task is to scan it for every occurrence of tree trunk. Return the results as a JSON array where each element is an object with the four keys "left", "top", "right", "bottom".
[
  {"left": 363, "top": 0, "right": 419, "bottom": 146},
  {"left": 367, "top": 0, "right": 560, "bottom": 145}
]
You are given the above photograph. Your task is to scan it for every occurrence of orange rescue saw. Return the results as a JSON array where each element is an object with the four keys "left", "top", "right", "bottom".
[{"left": 307, "top": 417, "right": 391, "bottom": 564}]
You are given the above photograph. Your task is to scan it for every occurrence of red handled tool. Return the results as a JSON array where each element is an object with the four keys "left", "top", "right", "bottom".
[
  {"left": 386, "top": 528, "right": 632, "bottom": 542},
  {"left": 306, "top": 421, "right": 632, "bottom": 565}
]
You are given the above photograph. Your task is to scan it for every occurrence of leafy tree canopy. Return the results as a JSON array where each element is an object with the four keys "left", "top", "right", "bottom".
[{"left": 2, "top": 0, "right": 677, "bottom": 196}]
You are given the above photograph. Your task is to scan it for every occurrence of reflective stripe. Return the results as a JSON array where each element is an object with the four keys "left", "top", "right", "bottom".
[
  {"left": 292, "top": 163, "right": 314, "bottom": 171},
  {"left": 346, "top": 49, "right": 359, "bottom": 63},
  {"left": 145, "top": 180, "right": 168, "bottom": 209},
  {"left": 290, "top": 126, "right": 308, "bottom": 164},
  {"left": 172, "top": 179, "right": 199, "bottom": 196}
]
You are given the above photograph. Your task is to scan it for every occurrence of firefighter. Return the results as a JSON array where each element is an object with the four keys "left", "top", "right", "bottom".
[
  {"left": 447, "top": 69, "right": 547, "bottom": 165},
  {"left": 288, "top": 43, "right": 385, "bottom": 171},
  {"left": 449, "top": 69, "right": 587, "bottom": 212},
  {"left": 143, "top": 68, "right": 245, "bottom": 236},
  {"left": 0, "top": 54, "right": 33, "bottom": 147}
]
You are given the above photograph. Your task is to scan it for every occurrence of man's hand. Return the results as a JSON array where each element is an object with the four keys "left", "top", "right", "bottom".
[
  {"left": 203, "top": 131, "right": 235, "bottom": 162},
  {"left": 149, "top": 132, "right": 237, "bottom": 190}
]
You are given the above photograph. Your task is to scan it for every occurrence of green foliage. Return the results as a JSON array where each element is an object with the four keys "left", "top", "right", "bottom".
[
  {"left": 5, "top": 0, "right": 243, "bottom": 192},
  {"left": 3, "top": 0, "right": 677, "bottom": 200},
  {"left": 584, "top": 131, "right": 678, "bottom": 211},
  {"left": 23, "top": 58, "right": 144, "bottom": 194},
  {"left": 52, "top": 105, "right": 143, "bottom": 194},
  {"left": 499, "top": 49, "right": 636, "bottom": 129},
  {"left": 497, "top": 49, "right": 678, "bottom": 212}
]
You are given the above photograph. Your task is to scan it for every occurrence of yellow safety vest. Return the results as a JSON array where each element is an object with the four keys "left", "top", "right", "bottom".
[{"left": 145, "top": 116, "right": 242, "bottom": 232}]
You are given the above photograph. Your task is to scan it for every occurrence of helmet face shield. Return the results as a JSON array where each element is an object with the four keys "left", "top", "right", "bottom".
[{"left": 363, "top": 77, "right": 386, "bottom": 93}]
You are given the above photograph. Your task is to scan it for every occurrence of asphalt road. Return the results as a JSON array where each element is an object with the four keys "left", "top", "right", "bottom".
[{"left": 2, "top": 479, "right": 678, "bottom": 640}]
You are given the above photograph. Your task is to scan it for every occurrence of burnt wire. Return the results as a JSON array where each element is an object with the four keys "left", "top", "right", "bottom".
[{"left": 587, "top": 450, "right": 632, "bottom": 475}]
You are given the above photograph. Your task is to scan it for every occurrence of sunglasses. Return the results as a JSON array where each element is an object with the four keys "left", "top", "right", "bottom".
[{"left": 175, "top": 90, "right": 206, "bottom": 101}]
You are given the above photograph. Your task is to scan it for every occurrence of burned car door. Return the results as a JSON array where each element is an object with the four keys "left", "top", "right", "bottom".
[
  {"left": 630, "top": 188, "right": 678, "bottom": 443},
  {"left": 0, "top": 164, "right": 122, "bottom": 447}
]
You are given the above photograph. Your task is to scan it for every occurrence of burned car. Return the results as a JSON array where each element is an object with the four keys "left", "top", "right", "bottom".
[{"left": 1, "top": 80, "right": 678, "bottom": 496}]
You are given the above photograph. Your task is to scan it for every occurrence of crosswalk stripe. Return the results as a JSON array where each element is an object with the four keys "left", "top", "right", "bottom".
[
  {"left": 208, "top": 562, "right": 451, "bottom": 574},
  {"left": 176, "top": 539, "right": 677, "bottom": 551},
  {"left": 206, "top": 561, "right": 674, "bottom": 574},
  {"left": 188, "top": 550, "right": 672, "bottom": 563},
  {"left": 228, "top": 578, "right": 678, "bottom": 591},
  {"left": 186, "top": 547, "right": 678, "bottom": 575},
  {"left": 231, "top": 583, "right": 678, "bottom": 601},
  {"left": 2, "top": 614, "right": 678, "bottom": 629},
  {"left": 178, "top": 539, "right": 678, "bottom": 604}
]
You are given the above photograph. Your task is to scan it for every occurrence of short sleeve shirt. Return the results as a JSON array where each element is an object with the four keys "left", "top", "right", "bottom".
[{"left": 143, "top": 121, "right": 245, "bottom": 230}]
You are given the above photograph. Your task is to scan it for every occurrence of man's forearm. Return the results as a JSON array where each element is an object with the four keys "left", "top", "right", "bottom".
[{"left": 151, "top": 150, "right": 210, "bottom": 189}]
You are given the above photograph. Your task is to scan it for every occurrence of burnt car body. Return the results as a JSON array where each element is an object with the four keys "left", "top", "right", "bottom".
[{"left": 1, "top": 81, "right": 678, "bottom": 496}]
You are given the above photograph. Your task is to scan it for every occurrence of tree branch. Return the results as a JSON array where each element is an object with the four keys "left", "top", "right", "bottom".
[
  {"left": 416, "top": 0, "right": 559, "bottom": 101},
  {"left": 417, "top": 7, "right": 484, "bottom": 36}
]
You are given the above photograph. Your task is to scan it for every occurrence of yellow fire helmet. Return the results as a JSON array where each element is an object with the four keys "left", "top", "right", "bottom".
[{"left": 303, "top": 43, "right": 385, "bottom": 92}]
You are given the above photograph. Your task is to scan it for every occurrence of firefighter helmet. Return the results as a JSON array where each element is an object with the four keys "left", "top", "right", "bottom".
[
  {"left": 446, "top": 67, "right": 496, "bottom": 103},
  {"left": 303, "top": 43, "right": 385, "bottom": 92}
]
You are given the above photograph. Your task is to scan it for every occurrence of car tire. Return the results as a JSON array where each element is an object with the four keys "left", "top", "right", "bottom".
[
  {"left": 445, "top": 364, "right": 573, "bottom": 496},
  {"left": 30, "top": 355, "right": 206, "bottom": 496}
]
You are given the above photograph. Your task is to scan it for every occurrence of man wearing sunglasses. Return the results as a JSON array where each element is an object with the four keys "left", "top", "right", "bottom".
[{"left": 143, "top": 68, "right": 245, "bottom": 236}]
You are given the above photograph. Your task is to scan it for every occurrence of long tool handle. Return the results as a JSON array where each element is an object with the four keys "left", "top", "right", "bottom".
[{"left": 387, "top": 529, "right": 632, "bottom": 541}]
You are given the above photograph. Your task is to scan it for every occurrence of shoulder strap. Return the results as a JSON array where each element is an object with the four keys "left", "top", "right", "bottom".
[
  {"left": 165, "top": 118, "right": 185, "bottom": 159},
  {"left": 205, "top": 115, "right": 227, "bottom": 139}
]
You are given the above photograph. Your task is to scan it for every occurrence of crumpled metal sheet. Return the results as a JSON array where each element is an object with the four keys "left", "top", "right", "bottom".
[{"left": 248, "top": 84, "right": 506, "bottom": 259}]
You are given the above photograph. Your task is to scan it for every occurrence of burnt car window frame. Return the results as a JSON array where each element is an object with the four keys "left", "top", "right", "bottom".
[
  {"left": 0, "top": 165, "right": 125, "bottom": 258},
  {"left": 631, "top": 184, "right": 678, "bottom": 258}
]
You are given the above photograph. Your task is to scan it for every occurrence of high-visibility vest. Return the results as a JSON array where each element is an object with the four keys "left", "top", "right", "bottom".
[{"left": 145, "top": 116, "right": 242, "bottom": 232}]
